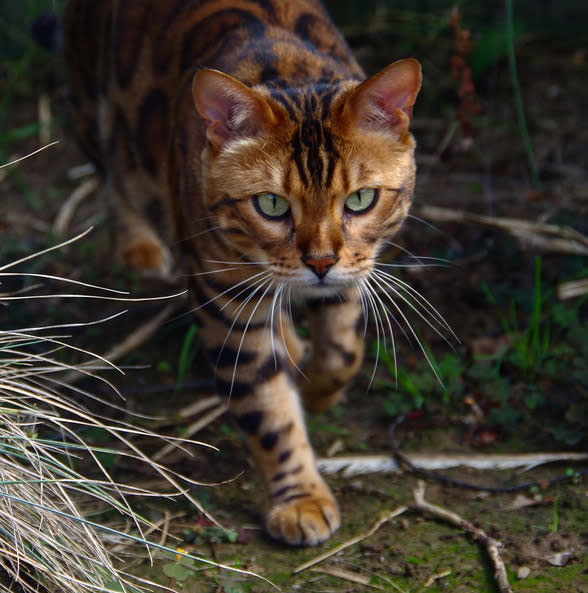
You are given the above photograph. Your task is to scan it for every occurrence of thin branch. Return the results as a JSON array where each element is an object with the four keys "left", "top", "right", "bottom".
[
  {"left": 0, "top": 141, "right": 59, "bottom": 169},
  {"left": 53, "top": 177, "right": 100, "bottom": 235},
  {"left": 557, "top": 278, "right": 588, "bottom": 300},
  {"left": 414, "top": 205, "right": 588, "bottom": 255},
  {"left": 412, "top": 481, "right": 512, "bottom": 593},
  {"left": 151, "top": 403, "right": 227, "bottom": 462},
  {"left": 293, "top": 506, "right": 408, "bottom": 574}
]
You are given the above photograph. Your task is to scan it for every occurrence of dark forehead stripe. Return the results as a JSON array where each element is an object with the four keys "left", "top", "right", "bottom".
[{"left": 288, "top": 85, "right": 342, "bottom": 189}]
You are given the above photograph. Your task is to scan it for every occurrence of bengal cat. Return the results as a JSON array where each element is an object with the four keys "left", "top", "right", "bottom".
[{"left": 64, "top": 0, "right": 422, "bottom": 546}]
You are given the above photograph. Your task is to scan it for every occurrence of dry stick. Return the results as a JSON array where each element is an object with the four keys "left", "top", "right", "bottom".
[
  {"left": 414, "top": 205, "right": 588, "bottom": 255},
  {"left": 558, "top": 278, "right": 588, "bottom": 300},
  {"left": 61, "top": 303, "right": 178, "bottom": 385},
  {"left": 0, "top": 141, "right": 59, "bottom": 170},
  {"left": 38, "top": 93, "right": 52, "bottom": 145},
  {"left": 53, "top": 177, "right": 100, "bottom": 235},
  {"left": 177, "top": 395, "right": 223, "bottom": 420},
  {"left": 152, "top": 404, "right": 227, "bottom": 462},
  {"left": 293, "top": 506, "right": 408, "bottom": 574},
  {"left": 412, "top": 481, "right": 512, "bottom": 593},
  {"left": 310, "top": 567, "right": 384, "bottom": 590}
]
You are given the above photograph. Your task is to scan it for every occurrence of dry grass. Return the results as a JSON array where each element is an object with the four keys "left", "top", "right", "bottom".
[{"left": 0, "top": 232, "right": 265, "bottom": 593}]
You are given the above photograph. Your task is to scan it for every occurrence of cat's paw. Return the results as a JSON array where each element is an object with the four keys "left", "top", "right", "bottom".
[
  {"left": 118, "top": 239, "right": 173, "bottom": 279},
  {"left": 266, "top": 495, "right": 340, "bottom": 546}
]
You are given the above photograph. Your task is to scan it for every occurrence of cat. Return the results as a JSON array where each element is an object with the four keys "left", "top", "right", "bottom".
[{"left": 64, "top": 0, "right": 421, "bottom": 546}]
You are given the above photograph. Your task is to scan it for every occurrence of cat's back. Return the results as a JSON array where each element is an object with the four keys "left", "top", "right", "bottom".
[
  {"left": 65, "top": 0, "right": 361, "bottom": 92},
  {"left": 65, "top": 0, "right": 362, "bottom": 176}
]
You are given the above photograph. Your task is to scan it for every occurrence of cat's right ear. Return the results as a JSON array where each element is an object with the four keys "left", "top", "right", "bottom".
[{"left": 192, "top": 69, "right": 276, "bottom": 151}]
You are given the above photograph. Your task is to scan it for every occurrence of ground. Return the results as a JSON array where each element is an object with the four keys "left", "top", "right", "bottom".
[{"left": 0, "top": 5, "right": 587, "bottom": 593}]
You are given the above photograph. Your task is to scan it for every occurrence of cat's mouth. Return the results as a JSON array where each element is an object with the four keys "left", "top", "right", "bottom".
[{"left": 287, "top": 273, "right": 359, "bottom": 299}]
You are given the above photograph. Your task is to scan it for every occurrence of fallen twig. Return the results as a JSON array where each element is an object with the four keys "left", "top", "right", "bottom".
[
  {"left": 423, "top": 568, "right": 452, "bottom": 588},
  {"left": 413, "top": 205, "right": 588, "bottom": 255},
  {"left": 557, "top": 277, "right": 588, "bottom": 300},
  {"left": 412, "top": 481, "right": 512, "bottom": 593},
  {"left": 310, "top": 567, "right": 384, "bottom": 589},
  {"left": 293, "top": 506, "right": 408, "bottom": 574},
  {"left": 53, "top": 177, "right": 100, "bottom": 235},
  {"left": 152, "top": 403, "right": 227, "bottom": 462},
  {"left": 317, "top": 451, "right": 588, "bottom": 477},
  {"left": 177, "top": 395, "right": 223, "bottom": 420},
  {"left": 388, "top": 415, "right": 588, "bottom": 493},
  {"left": 0, "top": 141, "right": 59, "bottom": 170}
]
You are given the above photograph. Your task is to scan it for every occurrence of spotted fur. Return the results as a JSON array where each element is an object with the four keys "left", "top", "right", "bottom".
[{"left": 65, "top": 0, "right": 422, "bottom": 546}]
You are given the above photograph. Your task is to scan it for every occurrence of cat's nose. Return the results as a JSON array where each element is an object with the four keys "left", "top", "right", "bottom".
[{"left": 302, "top": 254, "right": 339, "bottom": 279}]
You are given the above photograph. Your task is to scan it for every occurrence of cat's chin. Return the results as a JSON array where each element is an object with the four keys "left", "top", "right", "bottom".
[{"left": 293, "top": 283, "right": 350, "bottom": 299}]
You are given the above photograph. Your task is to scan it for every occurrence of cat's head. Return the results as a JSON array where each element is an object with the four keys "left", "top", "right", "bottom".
[{"left": 192, "top": 59, "right": 421, "bottom": 297}]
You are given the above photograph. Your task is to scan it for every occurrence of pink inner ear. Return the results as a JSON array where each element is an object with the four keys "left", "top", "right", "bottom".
[
  {"left": 192, "top": 69, "right": 272, "bottom": 149},
  {"left": 348, "top": 58, "right": 421, "bottom": 138}
]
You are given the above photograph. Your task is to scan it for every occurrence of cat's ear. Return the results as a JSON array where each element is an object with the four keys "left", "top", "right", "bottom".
[
  {"left": 344, "top": 58, "right": 421, "bottom": 141},
  {"left": 192, "top": 69, "right": 276, "bottom": 151}
]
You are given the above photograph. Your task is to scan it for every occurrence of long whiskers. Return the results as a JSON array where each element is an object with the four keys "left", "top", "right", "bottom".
[
  {"left": 193, "top": 269, "right": 271, "bottom": 311},
  {"left": 228, "top": 280, "right": 275, "bottom": 401},
  {"left": 278, "top": 285, "right": 307, "bottom": 379},
  {"left": 176, "top": 225, "right": 221, "bottom": 244},
  {"left": 383, "top": 241, "right": 452, "bottom": 268},
  {"left": 375, "top": 268, "right": 457, "bottom": 342},
  {"left": 364, "top": 268, "right": 456, "bottom": 386}
]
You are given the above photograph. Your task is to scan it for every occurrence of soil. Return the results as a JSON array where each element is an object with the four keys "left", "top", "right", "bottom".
[{"left": 1, "top": 12, "right": 587, "bottom": 593}]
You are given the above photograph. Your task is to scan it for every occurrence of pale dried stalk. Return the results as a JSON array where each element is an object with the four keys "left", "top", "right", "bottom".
[
  {"left": 0, "top": 141, "right": 59, "bottom": 170},
  {"left": 317, "top": 451, "right": 588, "bottom": 477},
  {"left": 412, "top": 481, "right": 512, "bottom": 593},
  {"left": 152, "top": 403, "right": 227, "bottom": 462},
  {"left": 310, "top": 566, "right": 384, "bottom": 589},
  {"left": 293, "top": 506, "right": 408, "bottom": 574},
  {"left": 53, "top": 177, "right": 100, "bottom": 235},
  {"left": 557, "top": 278, "right": 588, "bottom": 300},
  {"left": 414, "top": 205, "right": 588, "bottom": 255}
]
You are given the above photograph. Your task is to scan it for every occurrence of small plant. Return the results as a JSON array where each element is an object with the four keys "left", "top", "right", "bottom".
[
  {"left": 502, "top": 258, "right": 550, "bottom": 379},
  {"left": 175, "top": 323, "right": 200, "bottom": 392},
  {"left": 378, "top": 344, "right": 464, "bottom": 416}
]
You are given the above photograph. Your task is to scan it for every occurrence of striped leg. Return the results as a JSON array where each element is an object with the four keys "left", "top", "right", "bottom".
[
  {"left": 194, "top": 277, "right": 339, "bottom": 546},
  {"left": 299, "top": 291, "right": 365, "bottom": 412}
]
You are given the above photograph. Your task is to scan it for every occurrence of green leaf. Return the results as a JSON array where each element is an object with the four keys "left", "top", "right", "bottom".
[{"left": 162, "top": 562, "right": 191, "bottom": 581}]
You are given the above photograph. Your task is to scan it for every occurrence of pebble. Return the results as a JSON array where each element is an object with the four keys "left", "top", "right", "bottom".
[{"left": 517, "top": 566, "right": 531, "bottom": 579}]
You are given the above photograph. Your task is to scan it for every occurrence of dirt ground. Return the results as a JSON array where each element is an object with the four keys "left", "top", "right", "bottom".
[{"left": 1, "top": 10, "right": 587, "bottom": 593}]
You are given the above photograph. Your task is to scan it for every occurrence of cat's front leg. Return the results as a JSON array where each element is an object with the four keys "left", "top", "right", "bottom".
[
  {"left": 299, "top": 290, "right": 365, "bottom": 412},
  {"left": 196, "top": 284, "right": 339, "bottom": 545}
]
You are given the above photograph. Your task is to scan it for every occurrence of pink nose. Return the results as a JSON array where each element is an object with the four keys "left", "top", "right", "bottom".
[{"left": 302, "top": 254, "right": 339, "bottom": 279}]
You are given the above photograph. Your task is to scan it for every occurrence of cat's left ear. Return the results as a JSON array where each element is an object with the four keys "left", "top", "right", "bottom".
[
  {"left": 344, "top": 58, "right": 421, "bottom": 141},
  {"left": 192, "top": 69, "right": 276, "bottom": 151}
]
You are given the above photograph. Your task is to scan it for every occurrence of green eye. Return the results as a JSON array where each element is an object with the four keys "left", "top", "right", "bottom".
[
  {"left": 345, "top": 188, "right": 378, "bottom": 213},
  {"left": 254, "top": 192, "right": 290, "bottom": 219}
]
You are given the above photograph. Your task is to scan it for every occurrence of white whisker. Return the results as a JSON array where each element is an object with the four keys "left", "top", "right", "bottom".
[
  {"left": 205, "top": 259, "right": 266, "bottom": 266},
  {"left": 359, "top": 278, "right": 384, "bottom": 389},
  {"left": 217, "top": 277, "right": 272, "bottom": 365},
  {"left": 406, "top": 213, "right": 443, "bottom": 233},
  {"left": 194, "top": 270, "right": 270, "bottom": 311},
  {"left": 375, "top": 268, "right": 457, "bottom": 340},
  {"left": 176, "top": 225, "right": 221, "bottom": 244},
  {"left": 268, "top": 282, "right": 284, "bottom": 367},
  {"left": 369, "top": 273, "right": 444, "bottom": 385},
  {"left": 364, "top": 278, "right": 398, "bottom": 386},
  {"left": 228, "top": 281, "right": 275, "bottom": 401},
  {"left": 278, "top": 286, "right": 307, "bottom": 380}
]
